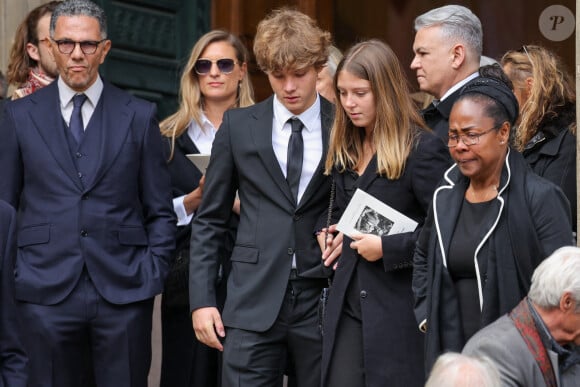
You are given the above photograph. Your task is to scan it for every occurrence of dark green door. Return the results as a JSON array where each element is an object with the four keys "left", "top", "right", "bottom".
[{"left": 95, "top": 0, "right": 209, "bottom": 120}]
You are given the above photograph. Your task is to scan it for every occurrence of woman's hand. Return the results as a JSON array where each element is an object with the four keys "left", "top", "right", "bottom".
[
  {"left": 232, "top": 198, "right": 241, "bottom": 215},
  {"left": 349, "top": 233, "right": 382, "bottom": 261},
  {"left": 318, "top": 224, "right": 343, "bottom": 269},
  {"left": 183, "top": 175, "right": 205, "bottom": 214}
]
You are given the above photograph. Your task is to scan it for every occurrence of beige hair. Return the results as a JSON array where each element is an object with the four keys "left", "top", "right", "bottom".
[
  {"left": 6, "top": 1, "right": 61, "bottom": 85},
  {"left": 325, "top": 40, "right": 426, "bottom": 179},
  {"left": 501, "top": 45, "right": 576, "bottom": 150},
  {"left": 253, "top": 8, "right": 331, "bottom": 73}
]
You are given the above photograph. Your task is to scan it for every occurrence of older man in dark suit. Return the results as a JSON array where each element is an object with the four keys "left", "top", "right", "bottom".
[
  {"left": 189, "top": 8, "right": 334, "bottom": 387},
  {"left": 0, "top": 1, "right": 175, "bottom": 386},
  {"left": 410, "top": 5, "right": 482, "bottom": 139}
]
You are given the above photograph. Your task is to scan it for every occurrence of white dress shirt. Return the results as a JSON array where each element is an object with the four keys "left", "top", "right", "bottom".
[
  {"left": 272, "top": 94, "right": 323, "bottom": 204},
  {"left": 58, "top": 76, "right": 103, "bottom": 130}
]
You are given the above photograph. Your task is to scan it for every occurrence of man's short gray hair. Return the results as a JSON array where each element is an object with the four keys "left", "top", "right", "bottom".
[
  {"left": 414, "top": 5, "right": 482, "bottom": 59},
  {"left": 426, "top": 352, "right": 501, "bottom": 387},
  {"left": 528, "top": 246, "right": 580, "bottom": 311},
  {"left": 50, "top": 0, "right": 107, "bottom": 39}
]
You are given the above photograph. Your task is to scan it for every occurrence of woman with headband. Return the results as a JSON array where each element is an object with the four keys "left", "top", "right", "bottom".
[{"left": 412, "top": 65, "right": 573, "bottom": 374}]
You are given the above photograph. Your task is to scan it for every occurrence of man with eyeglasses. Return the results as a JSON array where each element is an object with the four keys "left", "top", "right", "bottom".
[
  {"left": 411, "top": 5, "right": 483, "bottom": 140},
  {"left": 0, "top": 1, "right": 176, "bottom": 386},
  {"left": 6, "top": 1, "right": 61, "bottom": 99}
]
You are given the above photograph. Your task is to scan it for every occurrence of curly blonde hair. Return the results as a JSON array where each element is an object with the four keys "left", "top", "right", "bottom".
[
  {"left": 253, "top": 8, "right": 331, "bottom": 73},
  {"left": 501, "top": 45, "right": 576, "bottom": 151}
]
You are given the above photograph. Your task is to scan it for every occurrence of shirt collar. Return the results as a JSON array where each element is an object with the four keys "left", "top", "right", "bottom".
[
  {"left": 187, "top": 112, "right": 216, "bottom": 142},
  {"left": 58, "top": 75, "right": 103, "bottom": 108},
  {"left": 273, "top": 93, "right": 320, "bottom": 133},
  {"left": 439, "top": 72, "right": 479, "bottom": 102}
]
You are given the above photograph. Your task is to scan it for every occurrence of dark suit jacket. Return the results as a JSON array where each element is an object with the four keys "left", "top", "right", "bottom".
[
  {"left": 0, "top": 201, "right": 27, "bottom": 387},
  {"left": 161, "top": 133, "right": 235, "bottom": 306},
  {"left": 189, "top": 96, "right": 334, "bottom": 332},
  {"left": 162, "top": 134, "right": 204, "bottom": 255},
  {"left": 0, "top": 80, "right": 176, "bottom": 305},
  {"left": 320, "top": 130, "right": 451, "bottom": 387},
  {"left": 422, "top": 87, "right": 463, "bottom": 140}
]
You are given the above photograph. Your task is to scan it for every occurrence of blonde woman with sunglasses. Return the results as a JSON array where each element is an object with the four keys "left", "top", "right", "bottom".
[{"left": 159, "top": 29, "right": 254, "bottom": 387}]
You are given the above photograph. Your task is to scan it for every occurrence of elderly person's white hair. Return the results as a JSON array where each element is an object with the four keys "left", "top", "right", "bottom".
[
  {"left": 325, "top": 45, "right": 343, "bottom": 77},
  {"left": 425, "top": 352, "right": 501, "bottom": 387},
  {"left": 528, "top": 246, "right": 580, "bottom": 311}
]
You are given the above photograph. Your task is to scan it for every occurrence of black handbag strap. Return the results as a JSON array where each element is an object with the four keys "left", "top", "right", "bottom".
[{"left": 325, "top": 178, "right": 335, "bottom": 286}]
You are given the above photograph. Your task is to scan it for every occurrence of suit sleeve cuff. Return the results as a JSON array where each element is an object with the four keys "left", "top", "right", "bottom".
[{"left": 173, "top": 195, "right": 194, "bottom": 226}]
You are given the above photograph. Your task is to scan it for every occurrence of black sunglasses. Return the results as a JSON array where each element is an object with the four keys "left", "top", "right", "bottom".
[{"left": 194, "top": 58, "right": 237, "bottom": 75}]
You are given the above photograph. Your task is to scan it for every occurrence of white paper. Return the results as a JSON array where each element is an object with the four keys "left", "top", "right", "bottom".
[
  {"left": 186, "top": 154, "right": 210, "bottom": 173},
  {"left": 336, "top": 188, "right": 418, "bottom": 238}
]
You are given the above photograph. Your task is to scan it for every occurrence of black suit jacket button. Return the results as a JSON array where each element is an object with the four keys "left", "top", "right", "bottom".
[
  {"left": 287, "top": 248, "right": 294, "bottom": 255},
  {"left": 80, "top": 230, "right": 88, "bottom": 237},
  {"left": 360, "top": 290, "right": 367, "bottom": 299},
  {"left": 293, "top": 214, "right": 301, "bottom": 220},
  {"left": 75, "top": 152, "right": 83, "bottom": 158}
]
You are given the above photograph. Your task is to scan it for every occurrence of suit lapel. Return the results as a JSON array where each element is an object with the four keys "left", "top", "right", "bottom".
[
  {"left": 434, "top": 174, "right": 466, "bottom": 255},
  {"left": 355, "top": 155, "right": 379, "bottom": 193},
  {"left": 84, "top": 83, "right": 133, "bottom": 191},
  {"left": 176, "top": 132, "right": 200, "bottom": 155},
  {"left": 299, "top": 98, "right": 334, "bottom": 207},
  {"left": 29, "top": 84, "right": 84, "bottom": 191},
  {"left": 251, "top": 97, "right": 296, "bottom": 205}
]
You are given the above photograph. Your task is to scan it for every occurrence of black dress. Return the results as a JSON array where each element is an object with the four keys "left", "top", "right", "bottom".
[{"left": 448, "top": 198, "right": 495, "bottom": 342}]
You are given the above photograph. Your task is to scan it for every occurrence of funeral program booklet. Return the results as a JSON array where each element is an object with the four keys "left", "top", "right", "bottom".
[
  {"left": 336, "top": 188, "right": 418, "bottom": 238},
  {"left": 186, "top": 154, "right": 210, "bottom": 173}
]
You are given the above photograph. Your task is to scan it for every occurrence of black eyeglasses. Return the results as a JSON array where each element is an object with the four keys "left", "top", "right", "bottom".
[
  {"left": 52, "top": 39, "right": 107, "bottom": 55},
  {"left": 194, "top": 58, "right": 237, "bottom": 75},
  {"left": 447, "top": 126, "right": 499, "bottom": 147}
]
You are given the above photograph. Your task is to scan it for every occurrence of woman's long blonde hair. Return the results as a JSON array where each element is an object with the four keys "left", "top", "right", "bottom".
[
  {"left": 325, "top": 40, "right": 426, "bottom": 179},
  {"left": 160, "top": 30, "right": 254, "bottom": 158},
  {"left": 501, "top": 45, "right": 576, "bottom": 151}
]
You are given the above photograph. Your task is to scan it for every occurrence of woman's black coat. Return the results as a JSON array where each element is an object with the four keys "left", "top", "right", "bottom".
[{"left": 321, "top": 131, "right": 451, "bottom": 387}]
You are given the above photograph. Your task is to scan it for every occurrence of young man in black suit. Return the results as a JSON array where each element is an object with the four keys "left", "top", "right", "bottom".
[{"left": 189, "top": 8, "right": 334, "bottom": 387}]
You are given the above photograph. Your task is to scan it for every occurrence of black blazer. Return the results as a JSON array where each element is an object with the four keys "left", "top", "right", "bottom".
[
  {"left": 189, "top": 96, "right": 334, "bottom": 332},
  {"left": 320, "top": 130, "right": 451, "bottom": 387},
  {"left": 422, "top": 84, "right": 471, "bottom": 140},
  {"left": 162, "top": 133, "right": 204, "bottom": 253}
]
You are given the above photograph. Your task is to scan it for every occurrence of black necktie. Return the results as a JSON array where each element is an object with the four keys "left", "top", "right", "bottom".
[
  {"left": 70, "top": 94, "right": 87, "bottom": 144},
  {"left": 286, "top": 118, "right": 304, "bottom": 202}
]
